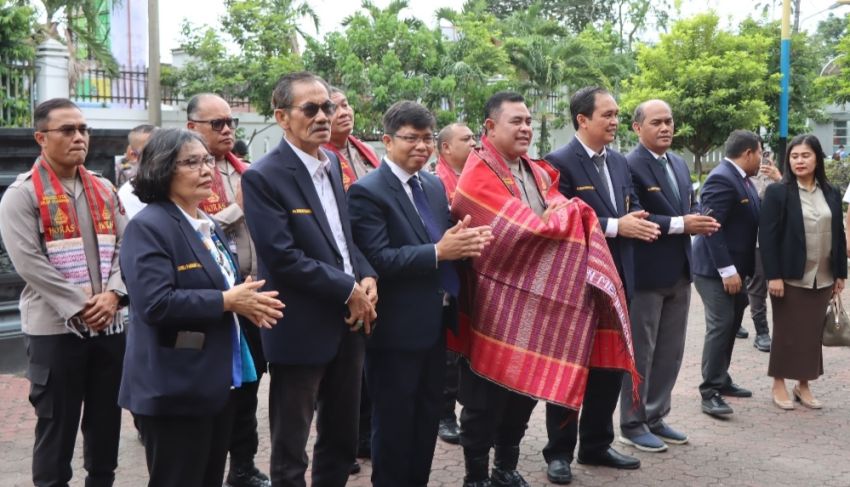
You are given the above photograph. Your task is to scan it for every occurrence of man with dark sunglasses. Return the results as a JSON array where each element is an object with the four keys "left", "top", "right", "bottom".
[{"left": 187, "top": 93, "right": 267, "bottom": 487}]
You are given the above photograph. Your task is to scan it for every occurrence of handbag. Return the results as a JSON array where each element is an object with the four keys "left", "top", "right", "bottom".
[{"left": 823, "top": 294, "right": 850, "bottom": 347}]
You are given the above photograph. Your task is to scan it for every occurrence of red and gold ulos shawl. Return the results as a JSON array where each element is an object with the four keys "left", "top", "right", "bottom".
[
  {"left": 323, "top": 135, "right": 381, "bottom": 191},
  {"left": 450, "top": 137, "right": 638, "bottom": 409},
  {"left": 435, "top": 155, "right": 460, "bottom": 202},
  {"left": 200, "top": 152, "right": 247, "bottom": 215}
]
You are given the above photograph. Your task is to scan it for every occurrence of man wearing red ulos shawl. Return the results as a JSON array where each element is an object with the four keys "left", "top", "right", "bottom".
[
  {"left": 323, "top": 87, "right": 381, "bottom": 192},
  {"left": 0, "top": 98, "right": 128, "bottom": 487},
  {"left": 450, "top": 92, "right": 637, "bottom": 487},
  {"left": 433, "top": 122, "right": 478, "bottom": 446},
  {"left": 187, "top": 93, "right": 267, "bottom": 487}
]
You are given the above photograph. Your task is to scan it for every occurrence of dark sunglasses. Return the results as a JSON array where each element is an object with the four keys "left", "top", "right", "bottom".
[
  {"left": 189, "top": 117, "right": 239, "bottom": 132},
  {"left": 280, "top": 101, "right": 337, "bottom": 118},
  {"left": 40, "top": 125, "right": 91, "bottom": 137}
]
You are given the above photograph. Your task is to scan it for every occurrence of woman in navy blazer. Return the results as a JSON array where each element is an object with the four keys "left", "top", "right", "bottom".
[
  {"left": 118, "top": 129, "right": 283, "bottom": 487},
  {"left": 759, "top": 134, "right": 846, "bottom": 411}
]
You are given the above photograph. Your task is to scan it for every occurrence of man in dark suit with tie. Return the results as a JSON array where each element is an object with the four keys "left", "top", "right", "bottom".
[
  {"left": 348, "top": 100, "right": 490, "bottom": 487},
  {"left": 620, "top": 100, "right": 720, "bottom": 452},
  {"left": 692, "top": 129, "right": 763, "bottom": 418},
  {"left": 543, "top": 86, "right": 660, "bottom": 484},
  {"left": 241, "top": 71, "right": 378, "bottom": 487}
]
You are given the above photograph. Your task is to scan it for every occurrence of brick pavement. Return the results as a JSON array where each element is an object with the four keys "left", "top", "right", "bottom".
[{"left": 2, "top": 289, "right": 850, "bottom": 486}]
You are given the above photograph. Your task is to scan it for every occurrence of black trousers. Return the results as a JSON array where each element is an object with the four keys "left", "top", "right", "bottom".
[
  {"left": 543, "top": 369, "right": 623, "bottom": 463},
  {"left": 25, "top": 333, "right": 125, "bottom": 487},
  {"left": 458, "top": 360, "right": 536, "bottom": 455},
  {"left": 268, "top": 332, "right": 365, "bottom": 487},
  {"left": 442, "top": 351, "right": 460, "bottom": 421},
  {"left": 358, "top": 372, "right": 371, "bottom": 451},
  {"left": 228, "top": 377, "right": 262, "bottom": 467},
  {"left": 229, "top": 322, "right": 266, "bottom": 469},
  {"left": 366, "top": 338, "right": 446, "bottom": 487},
  {"left": 135, "top": 392, "right": 237, "bottom": 487},
  {"left": 745, "top": 248, "right": 770, "bottom": 336}
]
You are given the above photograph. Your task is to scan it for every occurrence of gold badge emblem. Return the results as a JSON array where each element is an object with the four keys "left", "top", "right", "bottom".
[{"left": 55, "top": 208, "right": 69, "bottom": 225}]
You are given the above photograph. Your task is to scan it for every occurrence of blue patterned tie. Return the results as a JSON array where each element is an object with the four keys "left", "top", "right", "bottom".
[{"left": 409, "top": 175, "right": 460, "bottom": 297}]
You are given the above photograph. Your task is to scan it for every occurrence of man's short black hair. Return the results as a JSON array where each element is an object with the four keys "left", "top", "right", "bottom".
[
  {"left": 724, "top": 130, "right": 762, "bottom": 159},
  {"left": 271, "top": 71, "right": 330, "bottom": 110},
  {"left": 484, "top": 92, "right": 525, "bottom": 122},
  {"left": 569, "top": 86, "right": 610, "bottom": 130},
  {"left": 382, "top": 101, "right": 435, "bottom": 135},
  {"left": 132, "top": 128, "right": 209, "bottom": 204},
  {"left": 128, "top": 124, "right": 157, "bottom": 143},
  {"left": 233, "top": 140, "right": 249, "bottom": 157},
  {"left": 34, "top": 98, "right": 80, "bottom": 131},
  {"left": 186, "top": 93, "right": 220, "bottom": 119}
]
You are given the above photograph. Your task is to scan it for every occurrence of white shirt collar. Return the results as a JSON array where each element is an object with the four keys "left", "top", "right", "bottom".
[
  {"left": 176, "top": 204, "right": 212, "bottom": 237},
  {"left": 285, "top": 136, "right": 330, "bottom": 178},
  {"left": 384, "top": 157, "right": 419, "bottom": 185},
  {"left": 643, "top": 145, "right": 666, "bottom": 161},
  {"left": 575, "top": 134, "right": 607, "bottom": 159},
  {"left": 724, "top": 158, "right": 747, "bottom": 179}
]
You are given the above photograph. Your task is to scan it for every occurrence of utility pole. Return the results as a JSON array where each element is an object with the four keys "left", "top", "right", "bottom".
[
  {"left": 778, "top": 0, "right": 790, "bottom": 166},
  {"left": 148, "top": 0, "right": 161, "bottom": 125}
]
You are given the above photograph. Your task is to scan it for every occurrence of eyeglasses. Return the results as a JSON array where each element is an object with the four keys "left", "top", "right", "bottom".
[
  {"left": 39, "top": 125, "right": 91, "bottom": 137},
  {"left": 279, "top": 101, "right": 337, "bottom": 118},
  {"left": 189, "top": 118, "right": 239, "bottom": 132},
  {"left": 392, "top": 133, "right": 436, "bottom": 146},
  {"left": 175, "top": 154, "right": 216, "bottom": 171}
]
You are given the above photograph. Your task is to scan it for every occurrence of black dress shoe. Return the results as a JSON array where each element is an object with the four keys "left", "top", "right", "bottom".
[
  {"left": 719, "top": 383, "right": 752, "bottom": 397},
  {"left": 226, "top": 464, "right": 271, "bottom": 487},
  {"left": 438, "top": 418, "right": 461, "bottom": 444},
  {"left": 753, "top": 333, "right": 771, "bottom": 352},
  {"left": 736, "top": 326, "right": 748, "bottom": 338},
  {"left": 490, "top": 468, "right": 529, "bottom": 487},
  {"left": 577, "top": 448, "right": 640, "bottom": 470},
  {"left": 702, "top": 393, "right": 733, "bottom": 417},
  {"left": 349, "top": 461, "right": 361, "bottom": 475},
  {"left": 546, "top": 459, "right": 572, "bottom": 484}
]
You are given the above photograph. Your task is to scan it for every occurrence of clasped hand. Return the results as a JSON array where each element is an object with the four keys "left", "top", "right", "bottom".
[
  {"left": 223, "top": 277, "right": 285, "bottom": 328},
  {"left": 435, "top": 215, "right": 493, "bottom": 261}
]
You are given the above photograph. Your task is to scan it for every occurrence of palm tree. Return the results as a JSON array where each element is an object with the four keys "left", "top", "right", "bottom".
[{"left": 38, "top": 0, "right": 120, "bottom": 79}]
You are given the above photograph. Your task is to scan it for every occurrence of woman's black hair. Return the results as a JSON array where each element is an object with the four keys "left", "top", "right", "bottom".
[
  {"left": 782, "top": 134, "right": 829, "bottom": 189},
  {"left": 132, "top": 128, "right": 209, "bottom": 203}
]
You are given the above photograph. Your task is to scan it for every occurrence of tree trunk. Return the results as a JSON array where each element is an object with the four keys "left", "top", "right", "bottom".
[{"left": 694, "top": 152, "right": 704, "bottom": 190}]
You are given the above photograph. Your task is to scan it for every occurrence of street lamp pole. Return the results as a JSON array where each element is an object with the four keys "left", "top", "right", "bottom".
[
  {"left": 148, "top": 0, "right": 161, "bottom": 126},
  {"left": 778, "top": 0, "right": 791, "bottom": 166}
]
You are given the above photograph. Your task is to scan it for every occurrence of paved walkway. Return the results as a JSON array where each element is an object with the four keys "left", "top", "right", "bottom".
[{"left": 2, "top": 289, "right": 850, "bottom": 486}]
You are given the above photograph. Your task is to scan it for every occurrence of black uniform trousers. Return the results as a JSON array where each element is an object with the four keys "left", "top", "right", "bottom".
[
  {"left": 228, "top": 323, "right": 266, "bottom": 469},
  {"left": 543, "top": 369, "right": 623, "bottom": 463},
  {"left": 135, "top": 392, "right": 237, "bottom": 487},
  {"left": 25, "top": 332, "right": 124, "bottom": 487},
  {"left": 366, "top": 337, "right": 445, "bottom": 487},
  {"left": 458, "top": 360, "right": 536, "bottom": 455},
  {"left": 442, "top": 351, "right": 460, "bottom": 421},
  {"left": 268, "top": 331, "right": 365, "bottom": 487}
]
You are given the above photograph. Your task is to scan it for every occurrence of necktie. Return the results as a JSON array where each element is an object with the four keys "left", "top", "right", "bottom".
[
  {"left": 409, "top": 175, "right": 460, "bottom": 297},
  {"left": 658, "top": 156, "right": 681, "bottom": 203},
  {"left": 591, "top": 153, "right": 613, "bottom": 207},
  {"left": 744, "top": 177, "right": 760, "bottom": 212},
  {"left": 208, "top": 231, "right": 244, "bottom": 387}
]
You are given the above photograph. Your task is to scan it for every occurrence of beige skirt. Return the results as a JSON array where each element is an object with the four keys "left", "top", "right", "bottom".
[{"left": 768, "top": 284, "right": 832, "bottom": 381}]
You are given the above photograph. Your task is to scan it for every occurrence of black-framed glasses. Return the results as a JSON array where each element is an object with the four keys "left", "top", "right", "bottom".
[
  {"left": 392, "top": 133, "right": 436, "bottom": 146},
  {"left": 175, "top": 154, "right": 216, "bottom": 171},
  {"left": 40, "top": 125, "right": 91, "bottom": 137},
  {"left": 189, "top": 117, "right": 239, "bottom": 132},
  {"left": 279, "top": 101, "right": 337, "bottom": 118}
]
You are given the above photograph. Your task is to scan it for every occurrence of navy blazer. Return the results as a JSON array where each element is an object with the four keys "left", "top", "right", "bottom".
[
  {"left": 348, "top": 162, "right": 457, "bottom": 351},
  {"left": 242, "top": 139, "right": 376, "bottom": 365},
  {"left": 759, "top": 181, "right": 847, "bottom": 282},
  {"left": 119, "top": 201, "right": 240, "bottom": 417},
  {"left": 692, "top": 159, "right": 759, "bottom": 279},
  {"left": 546, "top": 137, "right": 640, "bottom": 297},
  {"left": 627, "top": 145, "right": 698, "bottom": 290}
]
